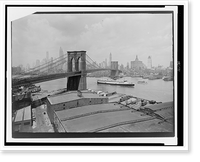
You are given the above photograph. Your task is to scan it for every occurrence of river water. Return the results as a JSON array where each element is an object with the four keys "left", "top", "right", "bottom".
[{"left": 37, "top": 77, "right": 173, "bottom": 102}]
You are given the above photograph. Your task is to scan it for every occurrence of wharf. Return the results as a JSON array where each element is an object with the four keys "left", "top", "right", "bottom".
[{"left": 13, "top": 88, "right": 174, "bottom": 133}]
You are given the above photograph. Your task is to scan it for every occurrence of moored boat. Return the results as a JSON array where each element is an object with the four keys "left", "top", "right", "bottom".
[
  {"left": 162, "top": 76, "right": 173, "bottom": 81},
  {"left": 137, "top": 80, "right": 147, "bottom": 84},
  {"left": 28, "top": 85, "right": 41, "bottom": 93}
]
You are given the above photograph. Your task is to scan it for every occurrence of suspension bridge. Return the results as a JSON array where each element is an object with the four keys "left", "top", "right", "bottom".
[{"left": 12, "top": 51, "right": 120, "bottom": 90}]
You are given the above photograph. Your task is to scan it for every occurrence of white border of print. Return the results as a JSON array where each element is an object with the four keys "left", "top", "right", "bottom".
[{"left": 0, "top": 1, "right": 188, "bottom": 151}]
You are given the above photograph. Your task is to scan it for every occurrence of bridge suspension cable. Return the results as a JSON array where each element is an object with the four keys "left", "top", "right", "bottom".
[
  {"left": 15, "top": 53, "right": 68, "bottom": 79},
  {"left": 86, "top": 54, "right": 101, "bottom": 69},
  {"left": 28, "top": 53, "right": 67, "bottom": 73},
  {"left": 14, "top": 52, "right": 106, "bottom": 81},
  {"left": 86, "top": 60, "right": 99, "bottom": 69}
]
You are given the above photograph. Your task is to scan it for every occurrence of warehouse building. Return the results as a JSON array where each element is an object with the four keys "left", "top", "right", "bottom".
[
  {"left": 13, "top": 105, "right": 32, "bottom": 132},
  {"left": 46, "top": 91, "right": 108, "bottom": 132},
  {"left": 46, "top": 91, "right": 174, "bottom": 133}
]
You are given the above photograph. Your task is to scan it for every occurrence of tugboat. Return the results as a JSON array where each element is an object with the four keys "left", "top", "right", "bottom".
[{"left": 97, "top": 79, "right": 135, "bottom": 87}]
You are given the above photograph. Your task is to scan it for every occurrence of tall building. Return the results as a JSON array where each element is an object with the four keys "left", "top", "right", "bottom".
[
  {"left": 50, "top": 57, "right": 54, "bottom": 73},
  {"left": 105, "top": 58, "right": 107, "bottom": 68},
  {"left": 36, "top": 59, "right": 40, "bottom": 67},
  {"left": 32, "top": 62, "right": 35, "bottom": 68},
  {"left": 131, "top": 55, "right": 146, "bottom": 70},
  {"left": 170, "top": 61, "right": 173, "bottom": 68},
  {"left": 147, "top": 56, "right": 152, "bottom": 69},
  {"left": 120, "top": 64, "right": 124, "bottom": 71},
  {"left": 127, "top": 62, "right": 129, "bottom": 69},
  {"left": 59, "top": 47, "right": 64, "bottom": 57},
  {"left": 42, "top": 58, "right": 46, "bottom": 65},
  {"left": 103, "top": 61, "right": 106, "bottom": 68},
  {"left": 58, "top": 47, "right": 64, "bottom": 71},
  {"left": 26, "top": 64, "right": 30, "bottom": 72},
  {"left": 36, "top": 59, "right": 40, "bottom": 72},
  {"left": 109, "top": 53, "right": 112, "bottom": 68},
  {"left": 19, "top": 64, "right": 24, "bottom": 73}
]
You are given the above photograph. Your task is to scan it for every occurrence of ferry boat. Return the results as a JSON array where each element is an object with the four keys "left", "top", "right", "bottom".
[{"left": 97, "top": 79, "right": 135, "bottom": 86}]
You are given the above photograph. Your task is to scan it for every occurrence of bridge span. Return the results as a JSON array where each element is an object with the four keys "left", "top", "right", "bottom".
[
  {"left": 12, "top": 51, "right": 121, "bottom": 90},
  {"left": 12, "top": 68, "right": 121, "bottom": 88}
]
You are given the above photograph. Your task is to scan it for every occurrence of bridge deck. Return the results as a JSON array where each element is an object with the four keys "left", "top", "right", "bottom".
[{"left": 12, "top": 69, "right": 121, "bottom": 87}]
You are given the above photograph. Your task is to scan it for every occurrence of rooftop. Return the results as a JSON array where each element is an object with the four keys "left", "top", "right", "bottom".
[
  {"left": 144, "top": 101, "right": 173, "bottom": 111},
  {"left": 47, "top": 91, "right": 106, "bottom": 105},
  {"left": 55, "top": 103, "right": 153, "bottom": 132},
  {"left": 56, "top": 103, "right": 124, "bottom": 121},
  {"left": 14, "top": 105, "right": 31, "bottom": 122},
  {"left": 154, "top": 107, "right": 174, "bottom": 119}
]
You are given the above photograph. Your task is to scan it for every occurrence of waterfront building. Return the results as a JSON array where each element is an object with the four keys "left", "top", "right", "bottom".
[
  {"left": 131, "top": 55, "right": 146, "bottom": 70},
  {"left": 44, "top": 90, "right": 174, "bottom": 132},
  {"left": 147, "top": 56, "right": 152, "bottom": 69},
  {"left": 13, "top": 105, "right": 32, "bottom": 132},
  {"left": 46, "top": 91, "right": 108, "bottom": 132}
]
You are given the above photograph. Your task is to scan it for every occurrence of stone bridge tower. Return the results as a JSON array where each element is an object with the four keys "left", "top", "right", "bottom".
[{"left": 67, "top": 51, "right": 87, "bottom": 91}]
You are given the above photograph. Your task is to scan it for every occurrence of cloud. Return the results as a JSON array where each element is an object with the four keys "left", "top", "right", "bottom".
[
  {"left": 12, "top": 14, "right": 75, "bottom": 66},
  {"left": 12, "top": 13, "right": 173, "bottom": 68}
]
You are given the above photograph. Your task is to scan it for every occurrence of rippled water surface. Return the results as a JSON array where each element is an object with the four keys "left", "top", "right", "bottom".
[{"left": 37, "top": 77, "right": 173, "bottom": 102}]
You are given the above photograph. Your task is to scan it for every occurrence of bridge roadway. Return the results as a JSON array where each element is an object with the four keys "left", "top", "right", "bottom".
[{"left": 12, "top": 68, "right": 121, "bottom": 87}]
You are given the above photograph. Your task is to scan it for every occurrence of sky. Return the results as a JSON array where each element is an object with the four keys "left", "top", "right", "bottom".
[{"left": 12, "top": 13, "right": 173, "bottom": 68}]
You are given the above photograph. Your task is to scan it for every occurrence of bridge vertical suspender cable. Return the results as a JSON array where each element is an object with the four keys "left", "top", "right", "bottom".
[
  {"left": 14, "top": 53, "right": 104, "bottom": 81},
  {"left": 15, "top": 53, "right": 68, "bottom": 78},
  {"left": 86, "top": 54, "right": 101, "bottom": 69}
]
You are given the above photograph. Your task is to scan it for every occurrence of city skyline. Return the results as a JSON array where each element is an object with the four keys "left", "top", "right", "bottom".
[
  {"left": 19, "top": 48, "right": 168, "bottom": 72},
  {"left": 12, "top": 13, "right": 173, "bottom": 68}
]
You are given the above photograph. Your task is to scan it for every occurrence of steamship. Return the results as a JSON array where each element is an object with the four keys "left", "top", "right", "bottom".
[{"left": 97, "top": 79, "right": 135, "bottom": 87}]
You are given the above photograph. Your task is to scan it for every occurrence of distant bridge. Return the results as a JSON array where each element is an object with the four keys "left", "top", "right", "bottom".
[{"left": 12, "top": 51, "right": 121, "bottom": 90}]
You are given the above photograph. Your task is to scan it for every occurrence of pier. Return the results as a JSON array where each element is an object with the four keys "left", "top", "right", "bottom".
[{"left": 12, "top": 88, "right": 173, "bottom": 133}]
